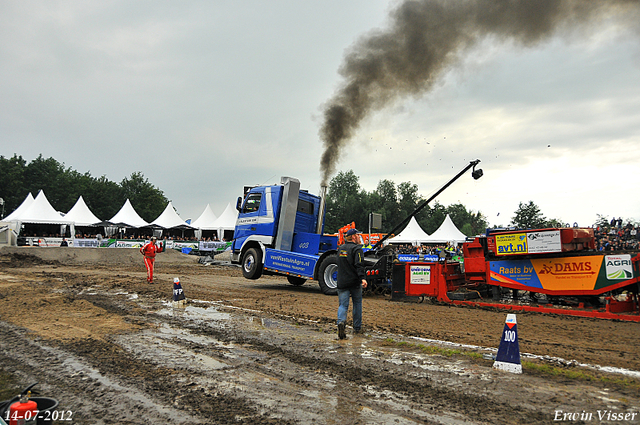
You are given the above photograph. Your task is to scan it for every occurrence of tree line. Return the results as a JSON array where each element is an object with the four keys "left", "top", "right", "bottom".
[
  {"left": 3, "top": 154, "right": 624, "bottom": 235},
  {"left": 323, "top": 170, "right": 488, "bottom": 236},
  {"left": 323, "top": 171, "right": 622, "bottom": 236},
  {"left": 0, "top": 154, "right": 168, "bottom": 222}
]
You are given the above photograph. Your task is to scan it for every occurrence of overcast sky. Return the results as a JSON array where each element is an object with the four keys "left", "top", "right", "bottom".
[{"left": 1, "top": 1, "right": 639, "bottom": 228}]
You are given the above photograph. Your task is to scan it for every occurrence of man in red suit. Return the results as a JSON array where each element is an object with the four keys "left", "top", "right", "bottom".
[{"left": 140, "top": 236, "right": 162, "bottom": 283}]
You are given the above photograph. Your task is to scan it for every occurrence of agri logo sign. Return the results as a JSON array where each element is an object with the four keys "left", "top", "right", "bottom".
[{"left": 605, "top": 255, "right": 633, "bottom": 280}]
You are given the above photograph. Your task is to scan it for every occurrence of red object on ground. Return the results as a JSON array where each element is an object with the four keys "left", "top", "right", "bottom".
[{"left": 9, "top": 399, "right": 38, "bottom": 425}]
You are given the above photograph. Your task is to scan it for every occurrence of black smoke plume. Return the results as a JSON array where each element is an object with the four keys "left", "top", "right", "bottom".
[{"left": 319, "top": 0, "right": 639, "bottom": 185}]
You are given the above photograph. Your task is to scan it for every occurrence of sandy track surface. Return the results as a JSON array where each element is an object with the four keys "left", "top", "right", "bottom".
[{"left": 1, "top": 247, "right": 639, "bottom": 424}]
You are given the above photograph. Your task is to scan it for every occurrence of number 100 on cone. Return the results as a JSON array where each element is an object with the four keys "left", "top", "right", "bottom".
[{"left": 493, "top": 313, "right": 522, "bottom": 374}]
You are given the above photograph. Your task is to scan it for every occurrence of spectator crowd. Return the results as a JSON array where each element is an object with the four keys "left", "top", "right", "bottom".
[{"left": 594, "top": 217, "right": 640, "bottom": 252}]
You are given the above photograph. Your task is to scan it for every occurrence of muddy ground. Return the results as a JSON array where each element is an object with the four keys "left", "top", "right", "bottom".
[{"left": 1, "top": 246, "right": 640, "bottom": 424}]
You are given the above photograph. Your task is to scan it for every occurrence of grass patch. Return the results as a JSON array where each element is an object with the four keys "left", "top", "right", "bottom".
[
  {"left": 522, "top": 361, "right": 640, "bottom": 390},
  {"left": 380, "top": 338, "right": 481, "bottom": 359},
  {"left": 381, "top": 338, "right": 639, "bottom": 391}
]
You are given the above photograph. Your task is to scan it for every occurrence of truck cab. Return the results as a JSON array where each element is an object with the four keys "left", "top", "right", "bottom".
[{"left": 231, "top": 177, "right": 339, "bottom": 294}]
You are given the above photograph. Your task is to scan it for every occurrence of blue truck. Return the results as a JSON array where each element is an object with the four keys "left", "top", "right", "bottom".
[
  {"left": 231, "top": 161, "right": 483, "bottom": 296},
  {"left": 231, "top": 177, "right": 341, "bottom": 294}
]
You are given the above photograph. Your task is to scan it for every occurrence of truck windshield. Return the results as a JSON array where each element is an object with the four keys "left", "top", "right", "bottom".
[{"left": 242, "top": 193, "right": 261, "bottom": 213}]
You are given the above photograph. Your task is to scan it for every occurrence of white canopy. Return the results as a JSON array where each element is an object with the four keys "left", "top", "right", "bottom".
[
  {"left": 150, "top": 202, "right": 193, "bottom": 229},
  {"left": 212, "top": 203, "right": 238, "bottom": 229},
  {"left": 10, "top": 190, "right": 72, "bottom": 224},
  {"left": 3, "top": 193, "right": 34, "bottom": 221},
  {"left": 388, "top": 216, "right": 431, "bottom": 245},
  {"left": 211, "top": 202, "right": 238, "bottom": 239},
  {"left": 64, "top": 196, "right": 101, "bottom": 226},
  {"left": 426, "top": 214, "right": 467, "bottom": 243},
  {"left": 191, "top": 204, "right": 218, "bottom": 230},
  {"left": 108, "top": 199, "right": 149, "bottom": 228}
]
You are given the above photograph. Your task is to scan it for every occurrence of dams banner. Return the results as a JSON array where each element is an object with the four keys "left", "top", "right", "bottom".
[{"left": 489, "top": 254, "right": 635, "bottom": 294}]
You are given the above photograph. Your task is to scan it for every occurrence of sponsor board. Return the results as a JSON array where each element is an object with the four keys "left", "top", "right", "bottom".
[
  {"left": 264, "top": 250, "right": 316, "bottom": 277},
  {"left": 166, "top": 241, "right": 198, "bottom": 250},
  {"left": 199, "top": 241, "right": 232, "bottom": 252},
  {"left": 495, "top": 233, "right": 527, "bottom": 255},
  {"left": 489, "top": 254, "right": 635, "bottom": 293},
  {"left": 410, "top": 265, "right": 431, "bottom": 285},
  {"left": 73, "top": 238, "right": 99, "bottom": 248},
  {"left": 397, "top": 254, "right": 440, "bottom": 263},
  {"left": 495, "top": 231, "right": 561, "bottom": 256},
  {"left": 103, "top": 239, "right": 145, "bottom": 248},
  {"left": 526, "top": 230, "right": 561, "bottom": 254},
  {"left": 605, "top": 254, "right": 633, "bottom": 279}
]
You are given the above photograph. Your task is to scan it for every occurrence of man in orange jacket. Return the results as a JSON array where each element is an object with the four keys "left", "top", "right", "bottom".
[{"left": 140, "top": 236, "right": 162, "bottom": 283}]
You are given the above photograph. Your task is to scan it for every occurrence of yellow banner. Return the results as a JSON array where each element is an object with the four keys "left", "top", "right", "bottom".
[{"left": 495, "top": 233, "right": 527, "bottom": 255}]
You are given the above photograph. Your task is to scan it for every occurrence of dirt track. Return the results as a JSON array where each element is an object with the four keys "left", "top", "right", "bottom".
[{"left": 1, "top": 247, "right": 640, "bottom": 424}]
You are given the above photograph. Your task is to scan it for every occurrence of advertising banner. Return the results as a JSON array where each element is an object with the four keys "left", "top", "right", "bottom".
[
  {"left": 73, "top": 238, "right": 99, "bottom": 248},
  {"left": 495, "top": 233, "right": 527, "bottom": 255},
  {"left": 23, "top": 237, "right": 68, "bottom": 247},
  {"left": 199, "top": 241, "right": 232, "bottom": 252},
  {"left": 526, "top": 230, "right": 561, "bottom": 254},
  {"left": 397, "top": 254, "right": 440, "bottom": 263},
  {"left": 489, "top": 254, "right": 634, "bottom": 293},
  {"left": 495, "top": 231, "right": 562, "bottom": 256},
  {"left": 103, "top": 239, "right": 145, "bottom": 248},
  {"left": 168, "top": 241, "right": 199, "bottom": 250},
  {"left": 410, "top": 265, "right": 431, "bottom": 284},
  {"left": 264, "top": 250, "right": 316, "bottom": 277}
]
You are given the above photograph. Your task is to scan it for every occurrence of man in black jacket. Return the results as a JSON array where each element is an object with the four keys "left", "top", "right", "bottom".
[{"left": 337, "top": 228, "right": 368, "bottom": 339}]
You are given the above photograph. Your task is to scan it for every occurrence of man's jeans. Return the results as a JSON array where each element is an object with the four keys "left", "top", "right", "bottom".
[{"left": 337, "top": 286, "right": 363, "bottom": 330}]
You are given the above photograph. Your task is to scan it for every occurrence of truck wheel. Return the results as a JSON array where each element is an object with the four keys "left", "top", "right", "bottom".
[
  {"left": 287, "top": 276, "right": 306, "bottom": 286},
  {"left": 318, "top": 256, "right": 338, "bottom": 295},
  {"left": 242, "top": 248, "right": 263, "bottom": 280}
]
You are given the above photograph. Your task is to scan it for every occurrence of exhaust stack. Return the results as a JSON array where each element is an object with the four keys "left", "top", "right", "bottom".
[{"left": 316, "top": 185, "right": 328, "bottom": 234}]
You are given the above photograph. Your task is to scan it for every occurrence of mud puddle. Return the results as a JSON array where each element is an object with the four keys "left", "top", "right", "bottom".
[{"left": 130, "top": 301, "right": 476, "bottom": 424}]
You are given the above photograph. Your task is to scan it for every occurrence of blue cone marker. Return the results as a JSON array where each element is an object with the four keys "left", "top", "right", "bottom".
[
  {"left": 173, "top": 277, "right": 186, "bottom": 302},
  {"left": 493, "top": 313, "right": 522, "bottom": 374}
]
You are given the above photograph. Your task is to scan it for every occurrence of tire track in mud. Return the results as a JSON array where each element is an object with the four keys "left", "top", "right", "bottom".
[
  {"left": 0, "top": 321, "right": 295, "bottom": 425},
  {"left": 3, "top": 255, "right": 640, "bottom": 424},
  {"left": 57, "top": 286, "right": 533, "bottom": 424},
  {"left": 146, "top": 309, "right": 548, "bottom": 425},
  {"left": 0, "top": 322, "right": 198, "bottom": 424}
]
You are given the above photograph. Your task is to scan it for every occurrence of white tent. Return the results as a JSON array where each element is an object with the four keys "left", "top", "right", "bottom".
[
  {"left": 426, "top": 214, "right": 467, "bottom": 244},
  {"left": 64, "top": 196, "right": 101, "bottom": 226},
  {"left": 211, "top": 202, "right": 238, "bottom": 240},
  {"left": 387, "top": 216, "right": 431, "bottom": 246},
  {"left": 10, "top": 190, "right": 72, "bottom": 224},
  {"left": 3, "top": 193, "right": 34, "bottom": 222},
  {"left": 191, "top": 204, "right": 218, "bottom": 230},
  {"left": 108, "top": 199, "right": 149, "bottom": 228},
  {"left": 150, "top": 202, "right": 193, "bottom": 229}
]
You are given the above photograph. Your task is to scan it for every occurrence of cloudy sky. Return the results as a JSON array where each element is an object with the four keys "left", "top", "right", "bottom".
[{"left": 1, "top": 1, "right": 639, "bottom": 228}]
